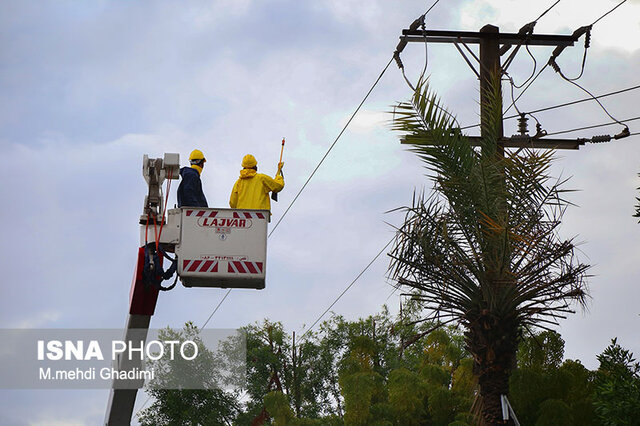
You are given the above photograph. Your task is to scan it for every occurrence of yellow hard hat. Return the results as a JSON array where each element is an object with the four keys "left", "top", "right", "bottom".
[
  {"left": 242, "top": 154, "right": 257, "bottom": 168},
  {"left": 189, "top": 149, "right": 206, "bottom": 162}
]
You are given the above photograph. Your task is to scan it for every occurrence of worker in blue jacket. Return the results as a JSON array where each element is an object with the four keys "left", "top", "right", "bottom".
[{"left": 177, "top": 149, "right": 208, "bottom": 208}]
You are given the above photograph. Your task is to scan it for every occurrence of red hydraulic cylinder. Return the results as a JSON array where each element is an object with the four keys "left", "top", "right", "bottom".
[{"left": 128, "top": 247, "right": 160, "bottom": 316}]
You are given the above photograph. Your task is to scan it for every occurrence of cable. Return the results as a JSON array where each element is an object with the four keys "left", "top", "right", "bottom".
[
  {"left": 299, "top": 236, "right": 395, "bottom": 339},
  {"left": 504, "top": 62, "right": 550, "bottom": 116},
  {"left": 591, "top": 0, "right": 627, "bottom": 26},
  {"left": 199, "top": 55, "right": 395, "bottom": 336},
  {"left": 509, "top": 45, "right": 537, "bottom": 89},
  {"left": 192, "top": 0, "right": 437, "bottom": 372},
  {"left": 198, "top": 58, "right": 393, "bottom": 328},
  {"left": 514, "top": 84, "right": 640, "bottom": 117},
  {"left": 197, "top": 57, "right": 395, "bottom": 334},
  {"left": 556, "top": 73, "right": 629, "bottom": 129},
  {"left": 534, "top": 0, "right": 562, "bottom": 22},
  {"left": 201, "top": 289, "right": 232, "bottom": 329},
  {"left": 268, "top": 56, "right": 394, "bottom": 239},
  {"left": 544, "top": 116, "right": 640, "bottom": 136},
  {"left": 423, "top": 0, "right": 443, "bottom": 17},
  {"left": 458, "top": 84, "right": 640, "bottom": 131}
]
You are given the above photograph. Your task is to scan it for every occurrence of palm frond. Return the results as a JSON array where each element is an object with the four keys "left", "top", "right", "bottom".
[{"left": 389, "top": 76, "right": 589, "bottom": 336}]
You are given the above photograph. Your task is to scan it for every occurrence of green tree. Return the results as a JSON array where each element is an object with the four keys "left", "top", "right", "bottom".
[
  {"left": 509, "top": 331, "right": 596, "bottom": 425},
  {"left": 138, "top": 323, "right": 240, "bottom": 425},
  {"left": 389, "top": 78, "right": 589, "bottom": 424},
  {"left": 593, "top": 338, "right": 640, "bottom": 425},
  {"left": 535, "top": 399, "right": 573, "bottom": 426}
]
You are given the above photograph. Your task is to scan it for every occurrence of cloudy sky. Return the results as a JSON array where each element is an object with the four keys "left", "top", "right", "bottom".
[{"left": 1, "top": 0, "right": 639, "bottom": 424}]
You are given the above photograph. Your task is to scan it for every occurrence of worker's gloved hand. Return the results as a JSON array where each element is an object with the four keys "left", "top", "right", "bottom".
[{"left": 277, "top": 162, "right": 284, "bottom": 174}]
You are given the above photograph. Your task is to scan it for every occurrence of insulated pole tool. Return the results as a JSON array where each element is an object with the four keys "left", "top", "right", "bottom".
[{"left": 271, "top": 137, "right": 285, "bottom": 201}]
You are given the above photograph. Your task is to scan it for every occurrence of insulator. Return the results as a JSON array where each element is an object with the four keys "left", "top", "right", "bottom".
[
  {"left": 393, "top": 51, "right": 404, "bottom": 69},
  {"left": 534, "top": 123, "right": 547, "bottom": 139},
  {"left": 409, "top": 15, "right": 424, "bottom": 31},
  {"left": 517, "top": 114, "right": 529, "bottom": 135},
  {"left": 614, "top": 127, "right": 630, "bottom": 140},
  {"left": 585, "top": 27, "right": 591, "bottom": 49},
  {"left": 549, "top": 58, "right": 560, "bottom": 73},
  {"left": 590, "top": 134, "right": 612, "bottom": 143}
]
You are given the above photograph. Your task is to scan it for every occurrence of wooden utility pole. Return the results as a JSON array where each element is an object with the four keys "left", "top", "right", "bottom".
[
  {"left": 479, "top": 24, "right": 503, "bottom": 154},
  {"left": 396, "top": 23, "right": 593, "bottom": 426},
  {"left": 398, "top": 26, "right": 588, "bottom": 150}
]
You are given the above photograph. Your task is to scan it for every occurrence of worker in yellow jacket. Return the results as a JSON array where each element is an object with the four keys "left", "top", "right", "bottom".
[{"left": 229, "top": 154, "right": 284, "bottom": 211}]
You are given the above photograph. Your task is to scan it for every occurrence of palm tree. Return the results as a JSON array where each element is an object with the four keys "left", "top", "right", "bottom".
[{"left": 389, "top": 78, "right": 589, "bottom": 424}]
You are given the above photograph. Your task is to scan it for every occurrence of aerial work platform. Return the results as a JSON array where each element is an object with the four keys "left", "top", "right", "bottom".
[
  {"left": 141, "top": 206, "right": 269, "bottom": 290},
  {"left": 175, "top": 207, "right": 268, "bottom": 289}
]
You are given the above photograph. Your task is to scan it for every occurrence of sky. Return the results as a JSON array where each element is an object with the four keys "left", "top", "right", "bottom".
[{"left": 0, "top": 0, "right": 639, "bottom": 424}]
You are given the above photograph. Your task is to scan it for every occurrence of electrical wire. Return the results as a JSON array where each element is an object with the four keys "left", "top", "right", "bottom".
[
  {"left": 591, "top": 0, "right": 627, "bottom": 26},
  {"left": 201, "top": 289, "right": 232, "bottom": 329},
  {"left": 198, "top": 55, "right": 398, "bottom": 332},
  {"left": 513, "top": 84, "right": 640, "bottom": 117},
  {"left": 544, "top": 116, "right": 640, "bottom": 136},
  {"left": 294, "top": 1, "right": 446, "bottom": 343},
  {"left": 534, "top": 0, "right": 562, "bottom": 23},
  {"left": 195, "top": 0, "right": 447, "bottom": 339},
  {"left": 299, "top": 236, "right": 395, "bottom": 339},
  {"left": 139, "top": 56, "right": 396, "bottom": 419},
  {"left": 556, "top": 73, "right": 630, "bottom": 129},
  {"left": 547, "top": 1, "right": 630, "bottom": 129},
  {"left": 268, "top": 56, "right": 394, "bottom": 239},
  {"left": 423, "top": 0, "right": 442, "bottom": 16},
  {"left": 458, "top": 84, "right": 640, "bottom": 131},
  {"left": 504, "top": 62, "right": 550, "bottom": 116},
  {"left": 509, "top": 45, "right": 537, "bottom": 89}
]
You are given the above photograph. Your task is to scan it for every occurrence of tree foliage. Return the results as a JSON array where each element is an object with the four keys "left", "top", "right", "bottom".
[
  {"left": 137, "top": 322, "right": 240, "bottom": 425},
  {"left": 389, "top": 77, "right": 590, "bottom": 423},
  {"left": 138, "top": 315, "right": 631, "bottom": 425},
  {"left": 593, "top": 338, "right": 640, "bottom": 425}
]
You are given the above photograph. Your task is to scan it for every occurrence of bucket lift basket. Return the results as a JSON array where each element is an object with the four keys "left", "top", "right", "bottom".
[{"left": 174, "top": 207, "right": 269, "bottom": 289}]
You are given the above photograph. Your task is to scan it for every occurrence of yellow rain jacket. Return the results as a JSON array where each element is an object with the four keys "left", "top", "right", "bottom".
[{"left": 229, "top": 169, "right": 284, "bottom": 211}]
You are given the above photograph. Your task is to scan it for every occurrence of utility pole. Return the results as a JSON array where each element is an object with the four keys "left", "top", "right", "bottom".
[
  {"left": 397, "top": 26, "right": 587, "bottom": 149},
  {"left": 395, "top": 22, "right": 592, "bottom": 426},
  {"left": 479, "top": 24, "right": 503, "bottom": 153}
]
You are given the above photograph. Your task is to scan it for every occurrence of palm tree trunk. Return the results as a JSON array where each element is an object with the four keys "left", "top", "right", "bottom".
[{"left": 466, "top": 311, "right": 519, "bottom": 425}]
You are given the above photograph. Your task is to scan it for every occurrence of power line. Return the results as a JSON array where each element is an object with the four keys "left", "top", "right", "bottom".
[
  {"left": 459, "top": 84, "right": 640, "bottom": 131},
  {"left": 269, "top": 1, "right": 447, "bottom": 240},
  {"left": 512, "top": 84, "right": 640, "bottom": 117},
  {"left": 198, "top": 57, "right": 397, "bottom": 335},
  {"left": 545, "top": 116, "right": 640, "bottom": 136},
  {"left": 201, "top": 289, "right": 232, "bottom": 329},
  {"left": 506, "top": 0, "right": 629, "bottom": 122},
  {"left": 592, "top": 0, "right": 627, "bottom": 26},
  {"left": 268, "top": 56, "right": 394, "bottom": 239},
  {"left": 300, "top": 236, "right": 395, "bottom": 339},
  {"left": 501, "top": 0, "right": 566, "bottom": 115},
  {"left": 196, "top": 1, "right": 445, "bottom": 339},
  {"left": 504, "top": 62, "right": 550, "bottom": 116},
  {"left": 195, "top": 57, "right": 394, "bottom": 337},
  {"left": 423, "top": 0, "right": 443, "bottom": 17},
  {"left": 534, "top": 0, "right": 562, "bottom": 22}
]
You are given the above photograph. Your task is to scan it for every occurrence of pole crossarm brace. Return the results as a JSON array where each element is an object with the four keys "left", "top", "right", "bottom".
[
  {"left": 400, "top": 29, "right": 577, "bottom": 47},
  {"left": 400, "top": 136, "right": 586, "bottom": 150}
]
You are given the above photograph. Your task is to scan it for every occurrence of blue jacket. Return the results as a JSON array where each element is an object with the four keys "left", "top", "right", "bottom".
[{"left": 177, "top": 167, "right": 208, "bottom": 208}]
